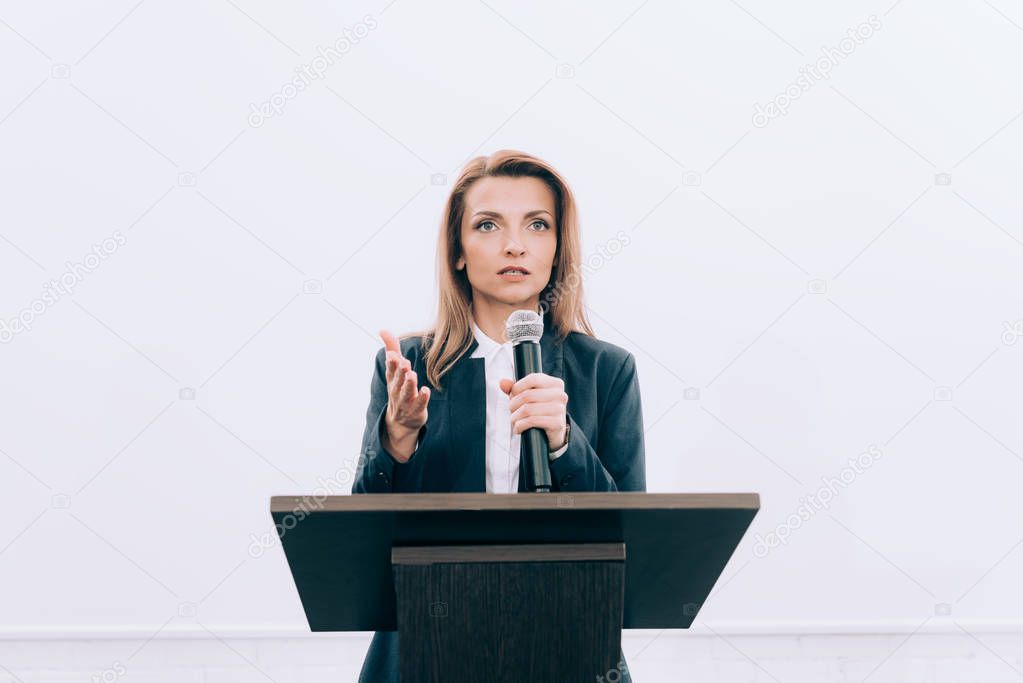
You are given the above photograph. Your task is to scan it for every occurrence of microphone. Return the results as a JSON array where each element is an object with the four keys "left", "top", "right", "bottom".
[{"left": 506, "top": 310, "right": 552, "bottom": 493}]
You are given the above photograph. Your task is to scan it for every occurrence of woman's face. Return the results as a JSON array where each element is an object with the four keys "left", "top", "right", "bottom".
[{"left": 456, "top": 175, "right": 558, "bottom": 310}]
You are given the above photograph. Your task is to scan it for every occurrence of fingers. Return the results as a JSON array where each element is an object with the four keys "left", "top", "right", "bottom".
[
  {"left": 386, "top": 354, "right": 402, "bottom": 394},
  {"left": 506, "top": 375, "right": 568, "bottom": 438},
  {"left": 381, "top": 329, "right": 404, "bottom": 385},
  {"left": 395, "top": 366, "right": 430, "bottom": 409},
  {"left": 508, "top": 387, "right": 567, "bottom": 413},
  {"left": 505, "top": 370, "right": 568, "bottom": 402},
  {"left": 380, "top": 329, "right": 401, "bottom": 355},
  {"left": 511, "top": 411, "right": 565, "bottom": 435},
  {"left": 379, "top": 329, "right": 431, "bottom": 432},
  {"left": 401, "top": 370, "right": 421, "bottom": 403},
  {"left": 506, "top": 372, "right": 564, "bottom": 397},
  {"left": 510, "top": 401, "right": 563, "bottom": 425},
  {"left": 392, "top": 359, "right": 412, "bottom": 397},
  {"left": 386, "top": 351, "right": 412, "bottom": 394}
]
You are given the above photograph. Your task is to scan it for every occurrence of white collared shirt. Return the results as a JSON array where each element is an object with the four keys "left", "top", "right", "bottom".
[{"left": 470, "top": 320, "right": 568, "bottom": 494}]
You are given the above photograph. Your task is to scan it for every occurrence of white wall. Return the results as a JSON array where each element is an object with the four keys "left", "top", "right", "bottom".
[{"left": 1, "top": 0, "right": 1021, "bottom": 679}]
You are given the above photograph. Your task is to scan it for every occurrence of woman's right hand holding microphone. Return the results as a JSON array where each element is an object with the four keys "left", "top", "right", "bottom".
[{"left": 379, "top": 330, "right": 430, "bottom": 463}]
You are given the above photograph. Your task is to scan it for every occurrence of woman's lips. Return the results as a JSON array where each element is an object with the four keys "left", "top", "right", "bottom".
[{"left": 499, "top": 272, "right": 529, "bottom": 282}]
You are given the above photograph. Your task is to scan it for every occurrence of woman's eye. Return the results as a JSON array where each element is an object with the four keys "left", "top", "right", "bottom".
[{"left": 475, "top": 219, "right": 548, "bottom": 232}]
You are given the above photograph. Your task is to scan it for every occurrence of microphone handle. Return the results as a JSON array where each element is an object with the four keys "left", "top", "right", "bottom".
[{"left": 512, "top": 340, "right": 552, "bottom": 493}]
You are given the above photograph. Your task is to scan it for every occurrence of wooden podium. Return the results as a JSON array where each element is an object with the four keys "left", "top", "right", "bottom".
[{"left": 270, "top": 492, "right": 758, "bottom": 682}]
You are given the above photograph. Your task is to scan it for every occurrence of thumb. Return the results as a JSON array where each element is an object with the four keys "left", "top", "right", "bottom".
[
  {"left": 379, "top": 329, "right": 400, "bottom": 355},
  {"left": 499, "top": 378, "right": 514, "bottom": 395}
]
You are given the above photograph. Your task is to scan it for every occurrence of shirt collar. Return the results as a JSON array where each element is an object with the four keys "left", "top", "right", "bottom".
[
  {"left": 470, "top": 319, "right": 508, "bottom": 360},
  {"left": 460, "top": 309, "right": 563, "bottom": 379}
]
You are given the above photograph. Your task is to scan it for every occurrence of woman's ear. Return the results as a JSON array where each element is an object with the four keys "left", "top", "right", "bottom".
[{"left": 455, "top": 257, "right": 464, "bottom": 270}]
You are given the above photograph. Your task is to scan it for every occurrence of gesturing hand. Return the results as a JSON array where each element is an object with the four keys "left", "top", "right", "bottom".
[
  {"left": 499, "top": 373, "right": 569, "bottom": 451},
  {"left": 380, "top": 329, "right": 430, "bottom": 462}
]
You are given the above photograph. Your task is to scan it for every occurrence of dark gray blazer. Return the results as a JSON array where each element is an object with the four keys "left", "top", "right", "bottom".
[{"left": 353, "top": 312, "right": 645, "bottom": 682}]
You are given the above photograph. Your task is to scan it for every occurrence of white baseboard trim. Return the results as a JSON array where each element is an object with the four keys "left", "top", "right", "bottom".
[{"left": 0, "top": 619, "right": 1017, "bottom": 640}]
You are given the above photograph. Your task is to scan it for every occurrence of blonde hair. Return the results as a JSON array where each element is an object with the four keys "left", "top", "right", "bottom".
[{"left": 404, "top": 149, "right": 595, "bottom": 393}]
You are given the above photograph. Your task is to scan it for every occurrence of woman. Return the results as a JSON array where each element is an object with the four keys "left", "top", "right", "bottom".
[{"left": 354, "top": 150, "right": 644, "bottom": 682}]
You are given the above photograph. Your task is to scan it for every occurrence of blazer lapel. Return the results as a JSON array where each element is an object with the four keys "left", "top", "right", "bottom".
[
  {"left": 444, "top": 345, "right": 487, "bottom": 492},
  {"left": 540, "top": 321, "right": 564, "bottom": 379}
]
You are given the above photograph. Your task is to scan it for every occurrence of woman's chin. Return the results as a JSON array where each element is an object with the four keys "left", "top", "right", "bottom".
[{"left": 480, "top": 289, "right": 540, "bottom": 308}]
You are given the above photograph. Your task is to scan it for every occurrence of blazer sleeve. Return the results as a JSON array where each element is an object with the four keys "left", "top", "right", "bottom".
[
  {"left": 352, "top": 347, "right": 427, "bottom": 494},
  {"left": 548, "top": 352, "right": 646, "bottom": 492}
]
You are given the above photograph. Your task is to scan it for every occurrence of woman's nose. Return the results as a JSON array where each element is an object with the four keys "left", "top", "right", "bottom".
[{"left": 504, "top": 238, "right": 525, "bottom": 256}]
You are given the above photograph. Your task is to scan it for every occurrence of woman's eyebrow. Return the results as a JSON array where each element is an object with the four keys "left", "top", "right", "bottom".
[{"left": 471, "top": 209, "right": 553, "bottom": 219}]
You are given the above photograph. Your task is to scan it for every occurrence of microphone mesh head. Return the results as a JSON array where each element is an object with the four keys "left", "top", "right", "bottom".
[{"left": 505, "top": 310, "right": 543, "bottom": 344}]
